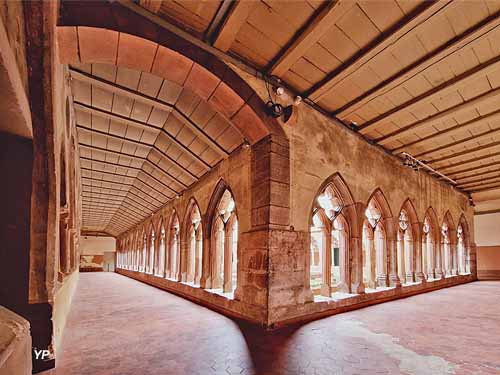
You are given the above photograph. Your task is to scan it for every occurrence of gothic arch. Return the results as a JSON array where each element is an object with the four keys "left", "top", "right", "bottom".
[{"left": 308, "top": 173, "right": 355, "bottom": 297}]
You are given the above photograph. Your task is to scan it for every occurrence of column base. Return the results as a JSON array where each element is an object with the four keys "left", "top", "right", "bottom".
[
  {"left": 320, "top": 284, "right": 331, "bottom": 297},
  {"left": 405, "top": 272, "right": 415, "bottom": 283},
  {"left": 389, "top": 274, "right": 401, "bottom": 288}
]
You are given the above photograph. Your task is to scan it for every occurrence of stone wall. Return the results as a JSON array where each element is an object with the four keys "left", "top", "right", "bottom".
[{"left": 0, "top": 2, "right": 83, "bottom": 372}]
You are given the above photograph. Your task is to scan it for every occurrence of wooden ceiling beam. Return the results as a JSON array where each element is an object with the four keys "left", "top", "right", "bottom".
[
  {"left": 454, "top": 167, "right": 500, "bottom": 182},
  {"left": 82, "top": 181, "right": 164, "bottom": 207},
  {"left": 307, "top": 0, "right": 447, "bottom": 101},
  {"left": 413, "top": 127, "right": 500, "bottom": 159},
  {"left": 428, "top": 141, "right": 500, "bottom": 165},
  {"left": 360, "top": 52, "right": 500, "bottom": 133},
  {"left": 71, "top": 69, "right": 229, "bottom": 159},
  {"left": 83, "top": 196, "right": 150, "bottom": 218},
  {"left": 268, "top": 0, "right": 353, "bottom": 77},
  {"left": 439, "top": 151, "right": 500, "bottom": 172},
  {"left": 78, "top": 149, "right": 174, "bottom": 199},
  {"left": 211, "top": 0, "right": 257, "bottom": 52},
  {"left": 70, "top": 68, "right": 174, "bottom": 114},
  {"left": 83, "top": 207, "right": 142, "bottom": 224},
  {"left": 77, "top": 123, "right": 197, "bottom": 183},
  {"left": 138, "top": 0, "right": 162, "bottom": 14},
  {"left": 337, "top": 9, "right": 500, "bottom": 120},
  {"left": 78, "top": 143, "right": 183, "bottom": 195},
  {"left": 83, "top": 188, "right": 159, "bottom": 211},
  {"left": 380, "top": 87, "right": 500, "bottom": 145},
  {"left": 75, "top": 101, "right": 211, "bottom": 171},
  {"left": 83, "top": 201, "right": 145, "bottom": 220},
  {"left": 462, "top": 180, "right": 500, "bottom": 192},
  {"left": 83, "top": 191, "right": 155, "bottom": 214},
  {"left": 391, "top": 107, "right": 500, "bottom": 153},
  {"left": 457, "top": 173, "right": 500, "bottom": 187},
  {"left": 81, "top": 163, "right": 176, "bottom": 198}
]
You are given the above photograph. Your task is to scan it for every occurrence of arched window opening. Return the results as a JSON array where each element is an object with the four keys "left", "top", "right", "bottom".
[
  {"left": 149, "top": 226, "right": 155, "bottom": 274},
  {"left": 166, "top": 213, "right": 180, "bottom": 280},
  {"left": 397, "top": 210, "right": 414, "bottom": 284},
  {"left": 211, "top": 189, "right": 238, "bottom": 294},
  {"left": 309, "top": 184, "right": 350, "bottom": 297},
  {"left": 363, "top": 201, "right": 387, "bottom": 290},
  {"left": 186, "top": 203, "right": 203, "bottom": 285}
]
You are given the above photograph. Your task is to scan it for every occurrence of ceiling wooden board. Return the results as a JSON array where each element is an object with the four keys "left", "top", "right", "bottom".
[{"left": 70, "top": 61, "right": 245, "bottom": 234}]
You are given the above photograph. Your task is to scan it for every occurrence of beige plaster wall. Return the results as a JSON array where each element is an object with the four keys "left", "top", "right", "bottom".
[
  {"left": 474, "top": 213, "right": 500, "bottom": 246},
  {"left": 474, "top": 213, "right": 500, "bottom": 279},
  {"left": 81, "top": 236, "right": 116, "bottom": 255}
]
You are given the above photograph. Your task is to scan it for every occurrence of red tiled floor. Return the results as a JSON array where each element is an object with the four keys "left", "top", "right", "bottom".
[{"left": 44, "top": 274, "right": 500, "bottom": 375}]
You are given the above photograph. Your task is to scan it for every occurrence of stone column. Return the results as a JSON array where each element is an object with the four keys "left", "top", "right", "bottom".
[
  {"left": 414, "top": 223, "right": 425, "bottom": 282},
  {"left": 320, "top": 225, "right": 332, "bottom": 297},
  {"left": 338, "top": 228, "right": 350, "bottom": 293},
  {"left": 435, "top": 241, "right": 444, "bottom": 279},
  {"left": 180, "top": 234, "right": 188, "bottom": 282},
  {"left": 173, "top": 230, "right": 181, "bottom": 281},
  {"left": 223, "top": 219, "right": 235, "bottom": 293},
  {"left": 397, "top": 233, "right": 405, "bottom": 283},
  {"left": 194, "top": 229, "right": 202, "bottom": 285},
  {"left": 347, "top": 203, "right": 365, "bottom": 294},
  {"left": 200, "top": 226, "right": 211, "bottom": 288},
  {"left": 386, "top": 219, "right": 401, "bottom": 288},
  {"left": 404, "top": 235, "right": 415, "bottom": 283}
]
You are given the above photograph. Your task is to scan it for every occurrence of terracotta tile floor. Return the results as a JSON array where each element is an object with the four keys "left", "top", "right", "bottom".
[{"left": 45, "top": 273, "right": 500, "bottom": 375}]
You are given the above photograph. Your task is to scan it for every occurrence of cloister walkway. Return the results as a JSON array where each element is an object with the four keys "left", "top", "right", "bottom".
[{"left": 45, "top": 273, "right": 500, "bottom": 375}]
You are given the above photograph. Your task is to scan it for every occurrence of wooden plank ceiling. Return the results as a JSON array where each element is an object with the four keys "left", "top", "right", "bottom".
[
  {"left": 71, "top": 62, "right": 243, "bottom": 235},
  {"left": 137, "top": 0, "right": 500, "bottom": 200}
]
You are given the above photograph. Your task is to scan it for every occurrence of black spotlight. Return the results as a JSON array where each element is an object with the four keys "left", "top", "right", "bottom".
[{"left": 266, "top": 101, "right": 283, "bottom": 118}]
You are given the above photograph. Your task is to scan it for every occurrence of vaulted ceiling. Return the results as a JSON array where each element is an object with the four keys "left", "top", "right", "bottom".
[
  {"left": 71, "top": 62, "right": 244, "bottom": 235},
  {"left": 136, "top": 0, "right": 500, "bottom": 202},
  {"left": 64, "top": 0, "right": 500, "bottom": 233}
]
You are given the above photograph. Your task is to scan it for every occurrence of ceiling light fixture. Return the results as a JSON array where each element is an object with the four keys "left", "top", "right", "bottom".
[{"left": 265, "top": 76, "right": 299, "bottom": 123}]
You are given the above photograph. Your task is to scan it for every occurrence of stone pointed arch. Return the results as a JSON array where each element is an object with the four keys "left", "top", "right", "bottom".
[
  {"left": 56, "top": 17, "right": 286, "bottom": 145},
  {"left": 203, "top": 179, "right": 239, "bottom": 293},
  {"left": 457, "top": 214, "right": 471, "bottom": 248},
  {"left": 309, "top": 172, "right": 356, "bottom": 229},
  {"left": 367, "top": 188, "right": 393, "bottom": 220},
  {"left": 442, "top": 210, "right": 456, "bottom": 235},
  {"left": 423, "top": 207, "right": 439, "bottom": 242},
  {"left": 205, "top": 179, "right": 238, "bottom": 235},
  {"left": 399, "top": 198, "right": 419, "bottom": 226}
]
